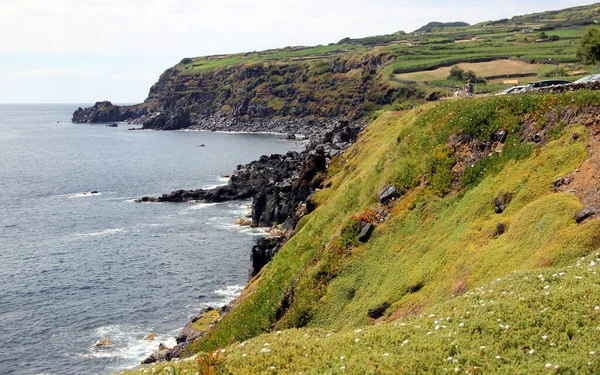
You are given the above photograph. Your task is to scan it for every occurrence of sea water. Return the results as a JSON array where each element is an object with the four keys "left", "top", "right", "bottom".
[{"left": 0, "top": 104, "right": 301, "bottom": 375}]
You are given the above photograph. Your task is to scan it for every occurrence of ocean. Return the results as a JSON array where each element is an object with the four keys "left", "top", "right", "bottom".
[{"left": 0, "top": 104, "right": 301, "bottom": 375}]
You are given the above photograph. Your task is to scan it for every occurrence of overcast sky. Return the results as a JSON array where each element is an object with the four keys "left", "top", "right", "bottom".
[{"left": 0, "top": 0, "right": 593, "bottom": 103}]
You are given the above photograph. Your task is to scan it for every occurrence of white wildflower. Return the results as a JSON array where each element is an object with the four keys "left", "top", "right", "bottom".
[
  {"left": 383, "top": 353, "right": 389, "bottom": 357},
  {"left": 590, "top": 351, "right": 596, "bottom": 356},
  {"left": 260, "top": 348, "right": 271, "bottom": 353},
  {"left": 542, "top": 335, "right": 548, "bottom": 340},
  {"left": 340, "top": 366, "right": 346, "bottom": 370},
  {"left": 545, "top": 363, "right": 552, "bottom": 368},
  {"left": 528, "top": 349, "right": 535, "bottom": 355},
  {"left": 355, "top": 329, "right": 362, "bottom": 333}
]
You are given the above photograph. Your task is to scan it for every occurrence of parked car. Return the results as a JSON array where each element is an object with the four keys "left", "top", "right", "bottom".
[
  {"left": 573, "top": 74, "right": 600, "bottom": 84},
  {"left": 519, "top": 79, "right": 571, "bottom": 92},
  {"left": 495, "top": 85, "right": 527, "bottom": 95}
]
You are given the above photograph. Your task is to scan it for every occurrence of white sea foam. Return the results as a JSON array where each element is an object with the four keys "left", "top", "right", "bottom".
[
  {"left": 66, "top": 191, "right": 103, "bottom": 199},
  {"left": 201, "top": 176, "right": 230, "bottom": 189},
  {"left": 103, "top": 197, "right": 135, "bottom": 202},
  {"left": 80, "top": 324, "right": 177, "bottom": 366},
  {"left": 185, "top": 202, "right": 218, "bottom": 211},
  {"left": 214, "top": 285, "right": 245, "bottom": 304},
  {"left": 76, "top": 228, "right": 123, "bottom": 237}
]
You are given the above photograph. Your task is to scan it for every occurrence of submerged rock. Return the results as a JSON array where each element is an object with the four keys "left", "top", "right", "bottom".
[
  {"left": 143, "top": 333, "right": 157, "bottom": 341},
  {"left": 93, "top": 338, "right": 113, "bottom": 347}
]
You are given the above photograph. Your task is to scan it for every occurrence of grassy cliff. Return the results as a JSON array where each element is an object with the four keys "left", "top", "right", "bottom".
[
  {"left": 139, "top": 4, "right": 599, "bottom": 127},
  {"left": 123, "top": 88, "right": 600, "bottom": 374}
]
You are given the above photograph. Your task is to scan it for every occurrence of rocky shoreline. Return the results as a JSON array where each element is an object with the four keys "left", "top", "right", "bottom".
[
  {"left": 136, "top": 118, "right": 365, "bottom": 364},
  {"left": 72, "top": 100, "right": 349, "bottom": 139}
]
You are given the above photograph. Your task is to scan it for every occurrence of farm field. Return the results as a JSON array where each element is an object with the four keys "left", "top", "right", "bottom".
[{"left": 395, "top": 59, "right": 546, "bottom": 82}]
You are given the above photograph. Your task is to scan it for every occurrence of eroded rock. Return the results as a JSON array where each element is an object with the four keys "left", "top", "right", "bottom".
[
  {"left": 575, "top": 208, "right": 596, "bottom": 223},
  {"left": 379, "top": 184, "right": 401, "bottom": 204},
  {"left": 358, "top": 223, "right": 374, "bottom": 243}
]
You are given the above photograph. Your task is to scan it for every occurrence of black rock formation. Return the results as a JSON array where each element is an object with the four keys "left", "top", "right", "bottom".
[{"left": 72, "top": 101, "right": 148, "bottom": 123}]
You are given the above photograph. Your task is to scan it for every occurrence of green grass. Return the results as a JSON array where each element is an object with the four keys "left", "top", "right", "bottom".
[
  {"left": 126, "top": 254, "right": 600, "bottom": 374},
  {"left": 121, "top": 89, "right": 600, "bottom": 375}
]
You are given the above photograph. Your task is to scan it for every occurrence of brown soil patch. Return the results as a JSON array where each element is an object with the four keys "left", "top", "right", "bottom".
[
  {"left": 386, "top": 304, "right": 424, "bottom": 322},
  {"left": 396, "top": 59, "right": 544, "bottom": 82},
  {"left": 559, "top": 114, "right": 600, "bottom": 210}
]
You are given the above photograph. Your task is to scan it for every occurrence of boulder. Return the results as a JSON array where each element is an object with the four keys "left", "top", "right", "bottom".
[
  {"left": 141, "top": 343, "right": 171, "bottom": 364},
  {"left": 93, "top": 338, "right": 113, "bottom": 347},
  {"left": 143, "top": 333, "right": 157, "bottom": 341},
  {"left": 575, "top": 208, "right": 596, "bottom": 224},
  {"left": 379, "top": 184, "right": 401, "bottom": 204},
  {"left": 358, "top": 223, "right": 374, "bottom": 243}
]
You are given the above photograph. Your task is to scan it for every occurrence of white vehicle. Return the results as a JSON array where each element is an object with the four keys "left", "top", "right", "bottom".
[
  {"left": 573, "top": 74, "right": 600, "bottom": 84},
  {"left": 495, "top": 85, "right": 527, "bottom": 95}
]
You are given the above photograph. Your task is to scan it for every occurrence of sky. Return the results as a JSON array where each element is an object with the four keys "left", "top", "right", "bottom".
[{"left": 0, "top": 0, "right": 593, "bottom": 103}]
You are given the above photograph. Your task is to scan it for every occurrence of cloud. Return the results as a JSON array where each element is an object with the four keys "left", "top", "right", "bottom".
[
  {"left": 0, "top": 0, "right": 592, "bottom": 57},
  {"left": 0, "top": 0, "right": 592, "bottom": 102}
]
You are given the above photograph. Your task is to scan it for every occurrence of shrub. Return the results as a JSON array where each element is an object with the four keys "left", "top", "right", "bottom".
[
  {"left": 447, "top": 66, "right": 487, "bottom": 84},
  {"left": 180, "top": 57, "right": 193, "bottom": 65}
]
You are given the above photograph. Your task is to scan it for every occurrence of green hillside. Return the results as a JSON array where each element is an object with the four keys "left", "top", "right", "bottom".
[
  {"left": 142, "top": 3, "right": 600, "bottom": 126},
  {"left": 123, "top": 87, "right": 600, "bottom": 374}
]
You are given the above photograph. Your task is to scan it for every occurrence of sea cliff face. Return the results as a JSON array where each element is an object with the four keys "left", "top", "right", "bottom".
[{"left": 72, "top": 51, "right": 428, "bottom": 135}]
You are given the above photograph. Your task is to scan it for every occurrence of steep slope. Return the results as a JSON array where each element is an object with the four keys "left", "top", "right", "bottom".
[{"left": 122, "top": 88, "right": 600, "bottom": 374}]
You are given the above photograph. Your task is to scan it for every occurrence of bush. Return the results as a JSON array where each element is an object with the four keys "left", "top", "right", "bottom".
[
  {"left": 180, "top": 57, "right": 193, "bottom": 65},
  {"left": 448, "top": 66, "right": 487, "bottom": 84},
  {"left": 577, "top": 25, "right": 600, "bottom": 64}
]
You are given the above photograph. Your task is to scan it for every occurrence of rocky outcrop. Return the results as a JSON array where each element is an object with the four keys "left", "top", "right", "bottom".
[
  {"left": 250, "top": 236, "right": 286, "bottom": 277},
  {"left": 158, "top": 307, "right": 227, "bottom": 362},
  {"left": 138, "top": 120, "right": 365, "bottom": 284},
  {"left": 141, "top": 343, "right": 171, "bottom": 364},
  {"left": 141, "top": 110, "right": 192, "bottom": 130},
  {"left": 72, "top": 101, "right": 148, "bottom": 123},
  {"left": 139, "top": 120, "right": 364, "bottom": 227},
  {"left": 379, "top": 185, "right": 401, "bottom": 204},
  {"left": 575, "top": 207, "right": 596, "bottom": 223}
]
